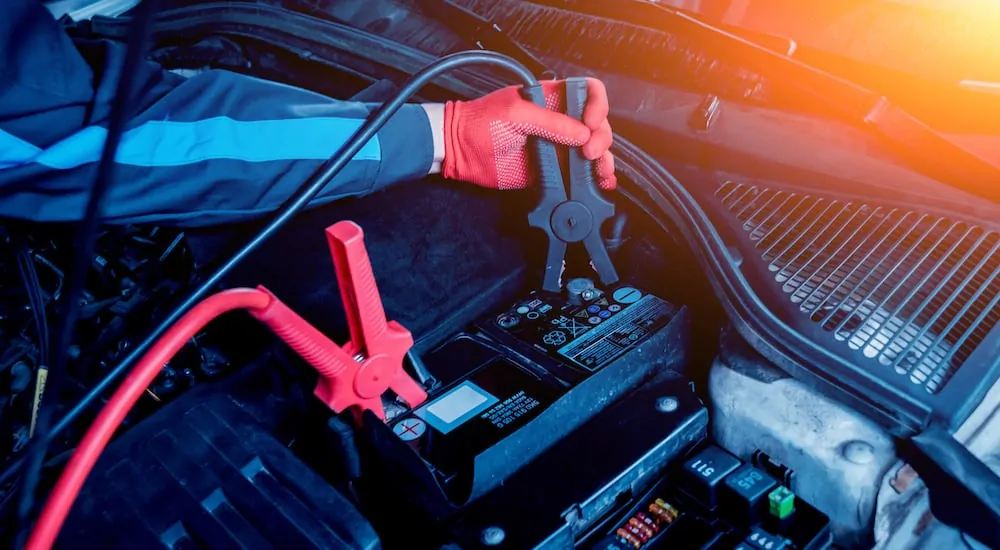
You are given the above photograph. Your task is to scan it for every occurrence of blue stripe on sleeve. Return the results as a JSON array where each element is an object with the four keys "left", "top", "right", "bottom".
[
  {"left": 0, "top": 116, "right": 381, "bottom": 170},
  {"left": 0, "top": 128, "right": 43, "bottom": 169}
]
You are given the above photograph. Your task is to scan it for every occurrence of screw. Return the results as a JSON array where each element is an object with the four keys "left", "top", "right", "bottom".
[
  {"left": 481, "top": 526, "right": 505, "bottom": 546},
  {"left": 843, "top": 440, "right": 875, "bottom": 465},
  {"left": 496, "top": 313, "right": 520, "bottom": 329},
  {"left": 655, "top": 396, "right": 678, "bottom": 413}
]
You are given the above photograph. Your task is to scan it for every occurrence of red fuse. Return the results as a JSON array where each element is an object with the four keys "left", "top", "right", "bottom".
[
  {"left": 628, "top": 518, "right": 654, "bottom": 541},
  {"left": 622, "top": 523, "right": 648, "bottom": 542},
  {"left": 634, "top": 512, "right": 660, "bottom": 533}
]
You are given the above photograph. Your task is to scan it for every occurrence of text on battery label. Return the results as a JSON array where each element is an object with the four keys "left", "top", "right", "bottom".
[
  {"left": 481, "top": 390, "right": 540, "bottom": 428},
  {"left": 556, "top": 294, "right": 672, "bottom": 370}
]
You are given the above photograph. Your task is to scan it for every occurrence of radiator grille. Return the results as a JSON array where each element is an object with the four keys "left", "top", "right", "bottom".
[{"left": 717, "top": 181, "right": 1000, "bottom": 393}]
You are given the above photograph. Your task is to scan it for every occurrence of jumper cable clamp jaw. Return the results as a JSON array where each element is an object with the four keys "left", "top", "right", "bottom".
[{"left": 522, "top": 77, "right": 619, "bottom": 293}]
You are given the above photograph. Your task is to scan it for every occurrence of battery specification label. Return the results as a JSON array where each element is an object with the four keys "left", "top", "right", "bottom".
[
  {"left": 480, "top": 390, "right": 541, "bottom": 429},
  {"left": 557, "top": 293, "right": 674, "bottom": 371}
]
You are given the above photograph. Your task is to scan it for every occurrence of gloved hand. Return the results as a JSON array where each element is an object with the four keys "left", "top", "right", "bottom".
[{"left": 441, "top": 78, "right": 616, "bottom": 191}]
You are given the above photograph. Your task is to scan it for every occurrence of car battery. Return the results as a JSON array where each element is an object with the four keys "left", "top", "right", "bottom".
[{"left": 362, "top": 282, "right": 689, "bottom": 519}]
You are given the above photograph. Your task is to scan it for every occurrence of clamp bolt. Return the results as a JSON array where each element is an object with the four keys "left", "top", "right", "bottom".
[
  {"left": 481, "top": 526, "right": 506, "bottom": 546},
  {"left": 655, "top": 396, "right": 678, "bottom": 413},
  {"left": 496, "top": 313, "right": 520, "bottom": 329}
]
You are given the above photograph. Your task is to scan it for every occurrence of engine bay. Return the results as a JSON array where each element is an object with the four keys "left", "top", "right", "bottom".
[
  {"left": 50, "top": 204, "right": 838, "bottom": 549},
  {"left": 5, "top": 1, "right": 1000, "bottom": 548},
  {"left": 0, "top": 118, "right": 835, "bottom": 549}
]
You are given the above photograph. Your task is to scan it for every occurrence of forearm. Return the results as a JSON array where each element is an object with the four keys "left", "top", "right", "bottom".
[
  {"left": 0, "top": 67, "right": 436, "bottom": 226},
  {"left": 421, "top": 103, "right": 445, "bottom": 174},
  {"left": 2, "top": 0, "right": 438, "bottom": 227}
]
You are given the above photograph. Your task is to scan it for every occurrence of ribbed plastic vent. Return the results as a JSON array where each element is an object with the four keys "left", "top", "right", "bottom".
[
  {"left": 451, "top": 0, "right": 768, "bottom": 100},
  {"left": 717, "top": 181, "right": 1000, "bottom": 393}
]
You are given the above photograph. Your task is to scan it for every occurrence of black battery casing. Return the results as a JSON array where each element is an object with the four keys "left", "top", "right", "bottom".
[{"left": 364, "top": 284, "right": 690, "bottom": 519}]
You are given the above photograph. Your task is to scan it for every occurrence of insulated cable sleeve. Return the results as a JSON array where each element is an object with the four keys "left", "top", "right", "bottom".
[
  {"left": 13, "top": 52, "right": 538, "bottom": 488},
  {"left": 29, "top": 280, "right": 427, "bottom": 548},
  {"left": 248, "top": 286, "right": 356, "bottom": 380},
  {"left": 25, "top": 289, "right": 272, "bottom": 550}
]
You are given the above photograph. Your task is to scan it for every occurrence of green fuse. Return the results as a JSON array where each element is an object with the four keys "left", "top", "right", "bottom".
[{"left": 768, "top": 486, "right": 796, "bottom": 519}]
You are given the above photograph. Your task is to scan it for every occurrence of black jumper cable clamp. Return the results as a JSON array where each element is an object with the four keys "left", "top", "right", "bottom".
[{"left": 521, "top": 77, "right": 620, "bottom": 293}]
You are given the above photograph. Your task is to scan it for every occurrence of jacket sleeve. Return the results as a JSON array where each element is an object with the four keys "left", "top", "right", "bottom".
[{"left": 0, "top": 0, "right": 433, "bottom": 227}]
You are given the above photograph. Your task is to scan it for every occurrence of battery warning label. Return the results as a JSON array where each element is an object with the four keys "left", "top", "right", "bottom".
[{"left": 557, "top": 294, "right": 673, "bottom": 371}]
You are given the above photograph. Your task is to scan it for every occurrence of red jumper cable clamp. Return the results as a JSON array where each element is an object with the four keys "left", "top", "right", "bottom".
[
  {"left": 250, "top": 221, "right": 428, "bottom": 420},
  {"left": 25, "top": 221, "right": 427, "bottom": 550}
]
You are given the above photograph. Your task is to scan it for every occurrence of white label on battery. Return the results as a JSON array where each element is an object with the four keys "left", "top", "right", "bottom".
[
  {"left": 415, "top": 381, "right": 499, "bottom": 434},
  {"left": 427, "top": 385, "right": 487, "bottom": 423}
]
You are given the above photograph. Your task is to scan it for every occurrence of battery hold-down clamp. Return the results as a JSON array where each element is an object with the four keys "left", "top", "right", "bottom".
[{"left": 250, "top": 221, "right": 428, "bottom": 420}]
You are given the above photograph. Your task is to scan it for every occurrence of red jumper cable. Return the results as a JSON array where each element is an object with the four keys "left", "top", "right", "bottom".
[{"left": 26, "top": 221, "right": 427, "bottom": 550}]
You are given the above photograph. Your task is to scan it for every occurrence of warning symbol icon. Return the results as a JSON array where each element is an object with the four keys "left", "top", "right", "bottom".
[{"left": 551, "top": 315, "right": 589, "bottom": 337}]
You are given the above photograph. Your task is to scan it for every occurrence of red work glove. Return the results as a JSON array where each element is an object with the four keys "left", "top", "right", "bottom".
[{"left": 442, "top": 78, "right": 616, "bottom": 191}]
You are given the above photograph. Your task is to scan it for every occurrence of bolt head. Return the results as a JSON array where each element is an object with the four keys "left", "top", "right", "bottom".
[
  {"left": 481, "top": 526, "right": 505, "bottom": 546},
  {"left": 655, "top": 396, "right": 678, "bottom": 413},
  {"left": 496, "top": 313, "right": 520, "bottom": 329},
  {"left": 843, "top": 440, "right": 875, "bottom": 465}
]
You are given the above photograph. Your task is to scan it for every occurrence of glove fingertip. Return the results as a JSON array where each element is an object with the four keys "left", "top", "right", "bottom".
[
  {"left": 596, "top": 151, "right": 617, "bottom": 190},
  {"left": 583, "top": 78, "right": 610, "bottom": 130}
]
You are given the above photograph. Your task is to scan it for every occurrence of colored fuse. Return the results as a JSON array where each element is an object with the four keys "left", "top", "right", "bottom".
[
  {"left": 628, "top": 518, "right": 656, "bottom": 543},
  {"left": 652, "top": 498, "right": 680, "bottom": 521},
  {"left": 646, "top": 503, "right": 669, "bottom": 523},
  {"left": 647, "top": 503, "right": 674, "bottom": 523},
  {"left": 768, "top": 486, "right": 796, "bottom": 519},
  {"left": 613, "top": 498, "right": 680, "bottom": 548},
  {"left": 616, "top": 528, "right": 643, "bottom": 548},
  {"left": 634, "top": 512, "right": 660, "bottom": 533},
  {"left": 624, "top": 519, "right": 653, "bottom": 543}
]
